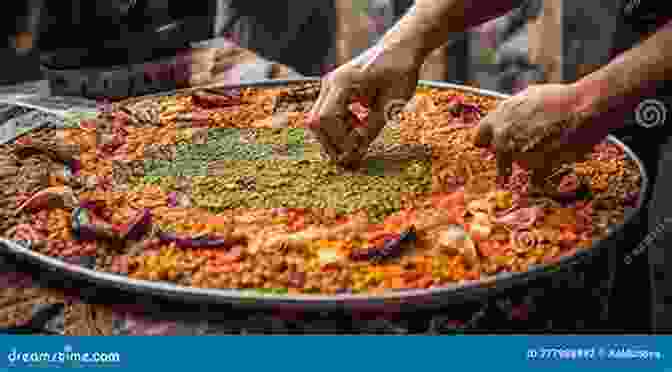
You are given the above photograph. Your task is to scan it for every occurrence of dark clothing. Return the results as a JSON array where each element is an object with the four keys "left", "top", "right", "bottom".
[
  {"left": 226, "top": 0, "right": 336, "bottom": 76},
  {"left": 610, "top": 0, "right": 672, "bottom": 332}
]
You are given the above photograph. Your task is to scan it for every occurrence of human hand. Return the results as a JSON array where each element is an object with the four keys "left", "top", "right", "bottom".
[
  {"left": 307, "top": 44, "right": 422, "bottom": 167},
  {"left": 474, "top": 84, "right": 603, "bottom": 186}
]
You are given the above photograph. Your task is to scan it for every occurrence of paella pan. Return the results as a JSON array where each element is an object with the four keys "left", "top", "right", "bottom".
[{"left": 0, "top": 78, "right": 647, "bottom": 310}]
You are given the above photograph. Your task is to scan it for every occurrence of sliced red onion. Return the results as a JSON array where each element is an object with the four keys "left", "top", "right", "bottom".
[
  {"left": 192, "top": 91, "right": 240, "bottom": 108},
  {"left": 511, "top": 230, "right": 540, "bottom": 252},
  {"left": 272, "top": 207, "right": 289, "bottom": 217},
  {"left": 495, "top": 207, "right": 543, "bottom": 230},
  {"left": 69, "top": 159, "right": 81, "bottom": 176},
  {"left": 287, "top": 272, "right": 306, "bottom": 288},
  {"left": 157, "top": 231, "right": 236, "bottom": 248},
  {"left": 496, "top": 204, "right": 519, "bottom": 218},
  {"left": 624, "top": 191, "right": 639, "bottom": 207},
  {"left": 71, "top": 207, "right": 120, "bottom": 241},
  {"left": 167, "top": 192, "right": 178, "bottom": 207},
  {"left": 460, "top": 103, "right": 483, "bottom": 115},
  {"left": 350, "top": 227, "right": 417, "bottom": 262},
  {"left": 78, "top": 200, "right": 101, "bottom": 211},
  {"left": 559, "top": 172, "right": 579, "bottom": 188},
  {"left": 559, "top": 238, "right": 576, "bottom": 250},
  {"left": 446, "top": 122, "right": 477, "bottom": 130},
  {"left": 62, "top": 255, "right": 97, "bottom": 269},
  {"left": 16, "top": 186, "right": 77, "bottom": 214},
  {"left": 223, "top": 245, "right": 244, "bottom": 261},
  {"left": 119, "top": 209, "right": 152, "bottom": 241}
]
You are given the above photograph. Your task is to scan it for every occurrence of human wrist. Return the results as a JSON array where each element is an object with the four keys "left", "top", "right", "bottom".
[
  {"left": 351, "top": 37, "right": 427, "bottom": 76},
  {"left": 569, "top": 77, "right": 605, "bottom": 120},
  {"left": 378, "top": 30, "right": 432, "bottom": 69},
  {"left": 377, "top": 6, "right": 443, "bottom": 68},
  {"left": 567, "top": 75, "right": 632, "bottom": 139}
]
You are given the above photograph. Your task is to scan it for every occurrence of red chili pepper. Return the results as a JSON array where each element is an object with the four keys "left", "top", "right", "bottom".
[
  {"left": 218, "top": 246, "right": 243, "bottom": 263},
  {"left": 290, "top": 219, "right": 306, "bottom": 231},
  {"left": 15, "top": 137, "right": 32, "bottom": 145},
  {"left": 402, "top": 271, "right": 422, "bottom": 282},
  {"left": 79, "top": 119, "right": 97, "bottom": 130},
  {"left": 321, "top": 264, "right": 340, "bottom": 272},
  {"left": 369, "top": 233, "right": 399, "bottom": 247},
  {"left": 118, "top": 209, "right": 152, "bottom": 241},
  {"left": 478, "top": 240, "right": 508, "bottom": 257},
  {"left": 192, "top": 91, "right": 240, "bottom": 108},
  {"left": 334, "top": 216, "right": 350, "bottom": 225},
  {"left": 417, "top": 276, "right": 434, "bottom": 289}
]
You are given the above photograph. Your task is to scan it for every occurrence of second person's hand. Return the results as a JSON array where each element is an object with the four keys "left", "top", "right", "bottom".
[
  {"left": 307, "top": 43, "right": 422, "bottom": 167},
  {"left": 473, "top": 83, "right": 603, "bottom": 186}
]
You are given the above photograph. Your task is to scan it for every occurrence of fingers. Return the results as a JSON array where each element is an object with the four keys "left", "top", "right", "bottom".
[
  {"left": 474, "top": 116, "right": 494, "bottom": 148},
  {"left": 319, "top": 86, "right": 355, "bottom": 149},
  {"left": 495, "top": 147, "right": 514, "bottom": 179},
  {"left": 474, "top": 107, "right": 513, "bottom": 178},
  {"left": 475, "top": 94, "right": 531, "bottom": 178},
  {"left": 308, "top": 74, "right": 357, "bottom": 160},
  {"left": 526, "top": 140, "right": 596, "bottom": 187},
  {"left": 491, "top": 123, "right": 515, "bottom": 179},
  {"left": 474, "top": 95, "right": 525, "bottom": 148},
  {"left": 307, "top": 79, "right": 329, "bottom": 126},
  {"left": 313, "top": 125, "right": 341, "bottom": 160},
  {"left": 308, "top": 79, "right": 340, "bottom": 159},
  {"left": 338, "top": 127, "right": 369, "bottom": 167}
]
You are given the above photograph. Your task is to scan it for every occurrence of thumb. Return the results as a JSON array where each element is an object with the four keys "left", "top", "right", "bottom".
[
  {"left": 474, "top": 115, "right": 495, "bottom": 148},
  {"left": 493, "top": 131, "right": 514, "bottom": 179}
]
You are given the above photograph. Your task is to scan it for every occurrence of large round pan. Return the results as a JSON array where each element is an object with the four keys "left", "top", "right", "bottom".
[{"left": 0, "top": 78, "right": 649, "bottom": 311}]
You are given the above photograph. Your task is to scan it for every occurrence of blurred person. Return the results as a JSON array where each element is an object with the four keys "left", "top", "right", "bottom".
[
  {"left": 491, "top": 0, "right": 545, "bottom": 93},
  {"left": 334, "top": 0, "right": 469, "bottom": 82},
  {"left": 394, "top": 0, "right": 470, "bottom": 82},
  {"left": 221, "top": 0, "right": 337, "bottom": 76},
  {"left": 309, "top": 0, "right": 672, "bottom": 331},
  {"left": 0, "top": 0, "right": 44, "bottom": 84}
]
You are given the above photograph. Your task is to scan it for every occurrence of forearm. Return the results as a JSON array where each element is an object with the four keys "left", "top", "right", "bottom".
[
  {"left": 573, "top": 21, "right": 672, "bottom": 126},
  {"left": 379, "top": 0, "right": 523, "bottom": 63}
]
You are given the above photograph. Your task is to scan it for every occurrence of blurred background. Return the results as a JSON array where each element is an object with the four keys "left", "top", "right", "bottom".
[{"left": 0, "top": 0, "right": 551, "bottom": 95}]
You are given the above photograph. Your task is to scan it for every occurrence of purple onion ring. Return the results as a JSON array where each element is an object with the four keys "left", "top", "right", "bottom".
[{"left": 157, "top": 231, "right": 237, "bottom": 248}]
